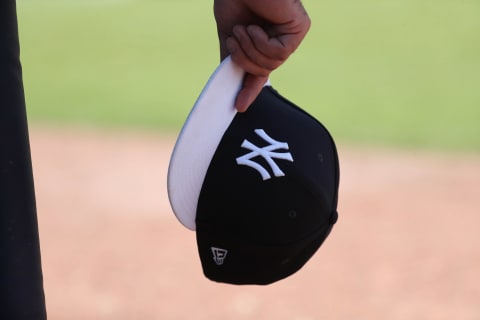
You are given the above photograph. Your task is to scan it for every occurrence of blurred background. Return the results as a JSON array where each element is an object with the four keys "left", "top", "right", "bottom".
[{"left": 17, "top": 0, "right": 480, "bottom": 319}]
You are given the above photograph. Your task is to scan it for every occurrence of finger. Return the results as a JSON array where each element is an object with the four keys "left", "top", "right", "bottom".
[
  {"left": 246, "top": 25, "right": 291, "bottom": 61},
  {"left": 232, "top": 25, "right": 283, "bottom": 71},
  {"left": 248, "top": 20, "right": 310, "bottom": 61},
  {"left": 217, "top": 32, "right": 230, "bottom": 61},
  {"left": 227, "top": 36, "right": 271, "bottom": 77},
  {"left": 235, "top": 74, "right": 268, "bottom": 112}
]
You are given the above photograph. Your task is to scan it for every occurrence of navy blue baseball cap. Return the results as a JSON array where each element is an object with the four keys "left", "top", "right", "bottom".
[{"left": 168, "top": 57, "right": 339, "bottom": 285}]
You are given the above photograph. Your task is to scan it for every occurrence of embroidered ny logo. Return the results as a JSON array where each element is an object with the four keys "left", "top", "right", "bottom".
[{"left": 236, "top": 129, "right": 294, "bottom": 180}]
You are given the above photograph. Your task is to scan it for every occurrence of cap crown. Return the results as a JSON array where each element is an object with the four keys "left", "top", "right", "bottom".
[{"left": 196, "top": 86, "right": 339, "bottom": 285}]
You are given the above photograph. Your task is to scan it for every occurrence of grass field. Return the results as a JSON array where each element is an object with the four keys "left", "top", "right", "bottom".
[{"left": 17, "top": 0, "right": 480, "bottom": 151}]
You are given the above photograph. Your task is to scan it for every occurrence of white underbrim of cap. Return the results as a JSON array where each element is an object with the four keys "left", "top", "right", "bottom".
[{"left": 167, "top": 56, "right": 244, "bottom": 230}]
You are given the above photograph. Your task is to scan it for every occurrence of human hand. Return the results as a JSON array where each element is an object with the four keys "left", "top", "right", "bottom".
[{"left": 214, "top": 0, "right": 311, "bottom": 112}]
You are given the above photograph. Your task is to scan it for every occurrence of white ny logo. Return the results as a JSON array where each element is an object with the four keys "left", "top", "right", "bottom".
[{"left": 236, "top": 129, "right": 294, "bottom": 181}]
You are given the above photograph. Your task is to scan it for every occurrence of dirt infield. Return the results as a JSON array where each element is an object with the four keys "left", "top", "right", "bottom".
[{"left": 29, "top": 127, "right": 480, "bottom": 320}]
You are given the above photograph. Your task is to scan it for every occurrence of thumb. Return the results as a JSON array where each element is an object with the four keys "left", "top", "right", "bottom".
[{"left": 235, "top": 74, "right": 268, "bottom": 112}]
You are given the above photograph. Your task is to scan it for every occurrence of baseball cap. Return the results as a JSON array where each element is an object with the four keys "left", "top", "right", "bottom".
[{"left": 167, "top": 56, "right": 339, "bottom": 285}]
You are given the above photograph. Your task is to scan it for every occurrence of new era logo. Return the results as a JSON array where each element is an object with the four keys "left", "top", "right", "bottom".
[
  {"left": 236, "top": 129, "right": 294, "bottom": 180},
  {"left": 211, "top": 247, "right": 228, "bottom": 265}
]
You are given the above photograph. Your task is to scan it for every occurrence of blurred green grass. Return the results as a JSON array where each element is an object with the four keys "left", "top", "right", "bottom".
[{"left": 18, "top": 0, "right": 480, "bottom": 151}]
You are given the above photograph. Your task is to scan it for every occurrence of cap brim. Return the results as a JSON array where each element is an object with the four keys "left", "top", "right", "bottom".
[{"left": 167, "top": 56, "right": 244, "bottom": 230}]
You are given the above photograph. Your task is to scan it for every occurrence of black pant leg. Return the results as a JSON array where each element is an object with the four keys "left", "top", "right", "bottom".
[{"left": 0, "top": 1, "right": 47, "bottom": 319}]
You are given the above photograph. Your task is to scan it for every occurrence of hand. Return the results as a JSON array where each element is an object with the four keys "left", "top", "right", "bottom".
[{"left": 214, "top": 0, "right": 311, "bottom": 112}]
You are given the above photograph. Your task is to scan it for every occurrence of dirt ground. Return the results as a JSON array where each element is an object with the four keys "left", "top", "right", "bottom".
[{"left": 29, "top": 126, "right": 480, "bottom": 320}]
